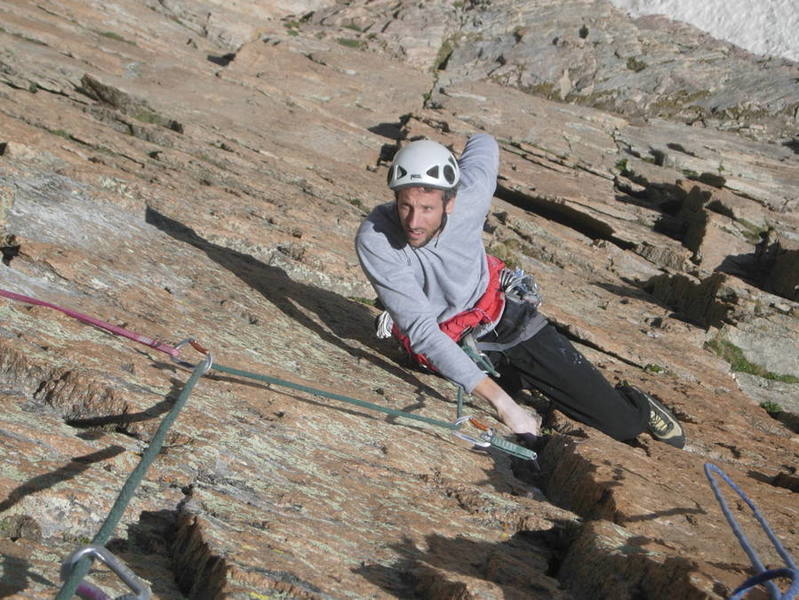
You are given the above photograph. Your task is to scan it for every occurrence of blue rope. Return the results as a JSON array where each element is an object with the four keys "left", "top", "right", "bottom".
[{"left": 704, "top": 463, "right": 799, "bottom": 600}]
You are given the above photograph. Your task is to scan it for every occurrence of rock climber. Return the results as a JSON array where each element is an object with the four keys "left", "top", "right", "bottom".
[{"left": 355, "top": 133, "right": 685, "bottom": 449}]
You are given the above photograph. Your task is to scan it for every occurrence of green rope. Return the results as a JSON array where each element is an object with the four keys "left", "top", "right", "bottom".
[
  {"left": 212, "top": 363, "right": 458, "bottom": 431},
  {"left": 55, "top": 358, "right": 210, "bottom": 600},
  {"left": 210, "top": 364, "right": 537, "bottom": 462},
  {"left": 57, "top": 352, "right": 533, "bottom": 597}
]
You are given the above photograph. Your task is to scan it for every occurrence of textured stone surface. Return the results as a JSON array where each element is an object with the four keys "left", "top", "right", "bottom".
[
  {"left": 306, "top": 0, "right": 799, "bottom": 141},
  {"left": 0, "top": 0, "right": 798, "bottom": 599}
]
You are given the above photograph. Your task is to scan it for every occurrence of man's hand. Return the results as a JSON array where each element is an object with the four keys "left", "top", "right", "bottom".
[{"left": 471, "top": 376, "right": 541, "bottom": 435}]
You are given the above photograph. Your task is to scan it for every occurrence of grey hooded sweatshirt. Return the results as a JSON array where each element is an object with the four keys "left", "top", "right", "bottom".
[{"left": 355, "top": 133, "right": 503, "bottom": 392}]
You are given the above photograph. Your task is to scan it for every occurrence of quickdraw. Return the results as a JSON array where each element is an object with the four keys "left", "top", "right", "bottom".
[{"left": 0, "top": 288, "right": 536, "bottom": 463}]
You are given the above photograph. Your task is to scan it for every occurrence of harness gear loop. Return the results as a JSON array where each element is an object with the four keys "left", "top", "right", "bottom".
[{"left": 60, "top": 545, "right": 150, "bottom": 600}]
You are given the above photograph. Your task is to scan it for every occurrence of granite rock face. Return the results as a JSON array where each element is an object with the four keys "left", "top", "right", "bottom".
[
  {"left": 308, "top": 0, "right": 799, "bottom": 142},
  {"left": 1, "top": 1, "right": 798, "bottom": 599}
]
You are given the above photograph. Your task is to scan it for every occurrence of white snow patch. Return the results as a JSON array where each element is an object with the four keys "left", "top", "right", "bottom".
[{"left": 607, "top": 0, "right": 799, "bottom": 62}]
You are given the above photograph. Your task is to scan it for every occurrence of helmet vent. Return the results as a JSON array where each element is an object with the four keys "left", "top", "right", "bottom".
[
  {"left": 443, "top": 165, "right": 455, "bottom": 184},
  {"left": 426, "top": 166, "right": 439, "bottom": 179}
]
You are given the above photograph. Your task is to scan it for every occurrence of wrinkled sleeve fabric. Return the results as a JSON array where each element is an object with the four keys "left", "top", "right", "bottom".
[{"left": 457, "top": 133, "right": 499, "bottom": 221}]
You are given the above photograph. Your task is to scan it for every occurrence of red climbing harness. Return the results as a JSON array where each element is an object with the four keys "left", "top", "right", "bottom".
[{"left": 391, "top": 254, "right": 506, "bottom": 370}]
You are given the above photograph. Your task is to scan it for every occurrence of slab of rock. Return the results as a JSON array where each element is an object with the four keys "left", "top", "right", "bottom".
[
  {"left": 305, "top": 0, "right": 799, "bottom": 140},
  {"left": 0, "top": 0, "right": 798, "bottom": 598}
]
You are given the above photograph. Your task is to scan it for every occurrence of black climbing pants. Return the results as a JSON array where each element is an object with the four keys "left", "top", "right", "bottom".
[{"left": 486, "top": 323, "right": 650, "bottom": 441}]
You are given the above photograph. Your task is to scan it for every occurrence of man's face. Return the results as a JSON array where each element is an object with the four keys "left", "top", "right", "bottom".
[{"left": 396, "top": 186, "right": 455, "bottom": 248}]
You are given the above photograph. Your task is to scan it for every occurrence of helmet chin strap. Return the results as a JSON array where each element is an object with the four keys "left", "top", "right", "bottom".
[
  {"left": 437, "top": 211, "right": 449, "bottom": 234},
  {"left": 432, "top": 198, "right": 452, "bottom": 246},
  {"left": 439, "top": 195, "right": 453, "bottom": 229}
]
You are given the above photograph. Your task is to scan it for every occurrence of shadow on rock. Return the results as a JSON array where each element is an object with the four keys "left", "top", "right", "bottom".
[
  {"left": 0, "top": 445, "right": 125, "bottom": 512},
  {"left": 66, "top": 378, "right": 187, "bottom": 435},
  {"left": 621, "top": 505, "right": 706, "bottom": 524},
  {"left": 593, "top": 281, "right": 674, "bottom": 314},
  {"left": 496, "top": 184, "right": 635, "bottom": 250},
  {"left": 716, "top": 252, "right": 758, "bottom": 281},
  {"left": 144, "top": 207, "right": 448, "bottom": 405},
  {"left": 0, "top": 554, "right": 55, "bottom": 597},
  {"left": 106, "top": 509, "right": 185, "bottom": 600},
  {"left": 368, "top": 121, "right": 405, "bottom": 141},
  {"left": 612, "top": 176, "right": 688, "bottom": 242},
  {"left": 354, "top": 532, "right": 563, "bottom": 599}
]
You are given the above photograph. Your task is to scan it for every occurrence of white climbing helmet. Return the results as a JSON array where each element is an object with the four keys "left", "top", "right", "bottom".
[{"left": 387, "top": 139, "right": 460, "bottom": 191}]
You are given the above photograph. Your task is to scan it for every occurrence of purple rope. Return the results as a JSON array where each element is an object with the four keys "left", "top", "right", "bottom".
[{"left": 75, "top": 582, "right": 111, "bottom": 600}]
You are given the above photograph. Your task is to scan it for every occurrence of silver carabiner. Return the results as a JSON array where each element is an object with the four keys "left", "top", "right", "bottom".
[
  {"left": 60, "top": 545, "right": 151, "bottom": 600},
  {"left": 171, "top": 338, "right": 214, "bottom": 375},
  {"left": 451, "top": 416, "right": 492, "bottom": 448}
]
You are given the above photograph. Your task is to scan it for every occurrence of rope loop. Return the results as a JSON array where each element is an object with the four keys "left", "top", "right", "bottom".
[
  {"left": 704, "top": 463, "right": 799, "bottom": 600},
  {"left": 729, "top": 568, "right": 799, "bottom": 600}
]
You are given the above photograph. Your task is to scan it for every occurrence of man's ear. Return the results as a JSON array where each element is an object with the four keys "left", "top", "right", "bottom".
[{"left": 444, "top": 195, "right": 456, "bottom": 214}]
